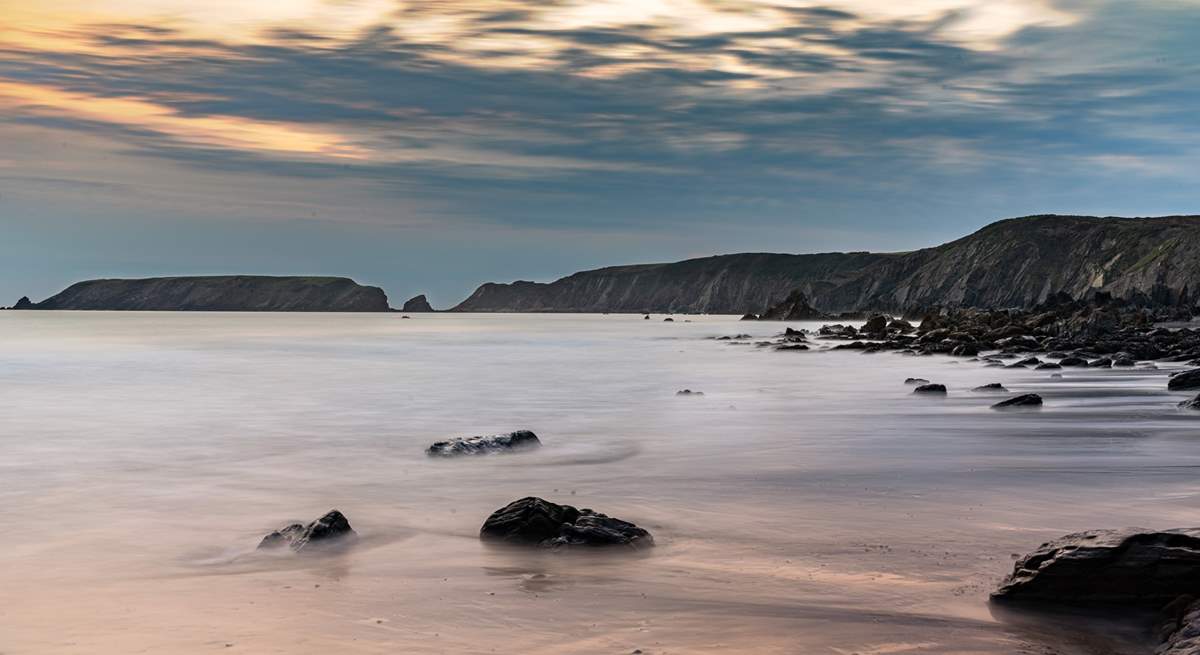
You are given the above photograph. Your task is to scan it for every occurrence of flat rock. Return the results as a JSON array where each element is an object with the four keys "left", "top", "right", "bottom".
[
  {"left": 973, "top": 383, "right": 1008, "bottom": 392},
  {"left": 905, "top": 377, "right": 930, "bottom": 385},
  {"left": 258, "top": 510, "right": 356, "bottom": 552},
  {"left": 427, "top": 430, "right": 541, "bottom": 457},
  {"left": 479, "top": 497, "right": 653, "bottom": 550},
  {"left": 993, "top": 528, "right": 1200, "bottom": 604},
  {"left": 992, "top": 393, "right": 1043, "bottom": 409},
  {"left": 913, "top": 383, "right": 947, "bottom": 394}
]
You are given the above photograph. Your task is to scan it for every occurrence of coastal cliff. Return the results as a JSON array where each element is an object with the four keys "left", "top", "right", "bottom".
[
  {"left": 452, "top": 215, "right": 1200, "bottom": 314},
  {"left": 18, "top": 276, "right": 390, "bottom": 311}
]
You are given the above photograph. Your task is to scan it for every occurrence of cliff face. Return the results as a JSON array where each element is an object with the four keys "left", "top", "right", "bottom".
[
  {"left": 452, "top": 215, "right": 1200, "bottom": 314},
  {"left": 26, "top": 276, "right": 390, "bottom": 311}
]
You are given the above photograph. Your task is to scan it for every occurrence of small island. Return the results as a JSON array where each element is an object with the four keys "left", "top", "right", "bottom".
[{"left": 9, "top": 275, "right": 391, "bottom": 312}]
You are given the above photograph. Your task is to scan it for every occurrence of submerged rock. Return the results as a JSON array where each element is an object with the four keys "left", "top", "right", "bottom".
[
  {"left": 258, "top": 510, "right": 356, "bottom": 552},
  {"left": 426, "top": 430, "right": 541, "bottom": 457},
  {"left": 905, "top": 377, "right": 930, "bottom": 385},
  {"left": 992, "top": 393, "right": 1043, "bottom": 409},
  {"left": 973, "top": 383, "right": 1008, "bottom": 392},
  {"left": 676, "top": 389, "right": 704, "bottom": 396},
  {"left": 1180, "top": 394, "right": 1200, "bottom": 411},
  {"left": 1170, "top": 370, "right": 1200, "bottom": 391},
  {"left": 913, "top": 383, "right": 947, "bottom": 394},
  {"left": 993, "top": 528, "right": 1200, "bottom": 604},
  {"left": 479, "top": 497, "right": 653, "bottom": 549}
]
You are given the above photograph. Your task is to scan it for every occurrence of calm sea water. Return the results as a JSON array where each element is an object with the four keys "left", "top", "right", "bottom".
[{"left": 2, "top": 312, "right": 1198, "bottom": 654}]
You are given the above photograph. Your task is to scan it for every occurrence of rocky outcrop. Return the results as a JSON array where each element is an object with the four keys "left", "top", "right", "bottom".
[
  {"left": 426, "top": 430, "right": 541, "bottom": 457},
  {"left": 479, "top": 497, "right": 653, "bottom": 549},
  {"left": 11, "top": 296, "right": 33, "bottom": 309},
  {"left": 452, "top": 215, "right": 1200, "bottom": 315},
  {"left": 23, "top": 276, "right": 389, "bottom": 311},
  {"left": 258, "top": 510, "right": 356, "bottom": 552},
  {"left": 993, "top": 528, "right": 1200, "bottom": 604},
  {"left": 401, "top": 294, "right": 434, "bottom": 312}
]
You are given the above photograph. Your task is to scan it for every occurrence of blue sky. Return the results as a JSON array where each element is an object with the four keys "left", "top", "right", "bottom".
[{"left": 1, "top": 0, "right": 1197, "bottom": 307}]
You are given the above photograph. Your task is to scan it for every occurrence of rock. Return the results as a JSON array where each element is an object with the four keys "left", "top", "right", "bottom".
[
  {"left": 401, "top": 294, "right": 434, "bottom": 312},
  {"left": 27, "top": 276, "right": 390, "bottom": 311},
  {"left": 740, "top": 313, "right": 759, "bottom": 321},
  {"left": 1114, "top": 357, "right": 1137, "bottom": 367},
  {"left": 1180, "top": 394, "right": 1200, "bottom": 411},
  {"left": 663, "top": 317, "right": 674, "bottom": 322},
  {"left": 774, "top": 344, "right": 809, "bottom": 351},
  {"left": 676, "top": 389, "right": 704, "bottom": 396},
  {"left": 258, "top": 510, "right": 356, "bottom": 552},
  {"left": 1058, "top": 356, "right": 1088, "bottom": 367},
  {"left": 1088, "top": 357, "right": 1113, "bottom": 368},
  {"left": 913, "top": 383, "right": 947, "bottom": 394},
  {"left": 992, "top": 393, "right": 1043, "bottom": 409},
  {"left": 993, "top": 528, "right": 1200, "bottom": 604},
  {"left": 1159, "top": 597, "right": 1200, "bottom": 655},
  {"left": 888, "top": 318, "right": 915, "bottom": 333},
  {"left": 11, "top": 296, "right": 33, "bottom": 309},
  {"left": 644, "top": 315, "right": 650, "bottom": 320},
  {"left": 905, "top": 377, "right": 930, "bottom": 385},
  {"left": 1035, "top": 362, "right": 1062, "bottom": 370},
  {"left": 861, "top": 315, "right": 888, "bottom": 334},
  {"left": 1170, "top": 370, "right": 1200, "bottom": 391},
  {"left": 973, "top": 383, "right": 1008, "bottom": 392},
  {"left": 426, "top": 430, "right": 541, "bottom": 457},
  {"left": 479, "top": 497, "right": 653, "bottom": 549}
]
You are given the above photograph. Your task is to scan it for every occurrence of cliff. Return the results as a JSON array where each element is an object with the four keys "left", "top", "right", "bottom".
[
  {"left": 452, "top": 215, "right": 1200, "bottom": 314},
  {"left": 20, "top": 276, "right": 390, "bottom": 311}
]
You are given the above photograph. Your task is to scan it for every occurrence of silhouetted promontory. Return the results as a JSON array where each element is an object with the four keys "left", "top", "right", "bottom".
[
  {"left": 14, "top": 276, "right": 389, "bottom": 312},
  {"left": 451, "top": 215, "right": 1200, "bottom": 314}
]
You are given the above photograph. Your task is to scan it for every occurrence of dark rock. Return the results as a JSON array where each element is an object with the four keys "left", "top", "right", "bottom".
[
  {"left": 1035, "top": 363, "right": 1062, "bottom": 370},
  {"left": 774, "top": 344, "right": 809, "bottom": 351},
  {"left": 1058, "top": 356, "right": 1088, "bottom": 367},
  {"left": 905, "top": 378, "right": 930, "bottom": 385},
  {"left": 951, "top": 343, "right": 980, "bottom": 357},
  {"left": 427, "top": 430, "right": 541, "bottom": 457},
  {"left": 676, "top": 389, "right": 704, "bottom": 396},
  {"left": 663, "top": 317, "right": 674, "bottom": 322},
  {"left": 401, "top": 294, "right": 434, "bottom": 312},
  {"left": 1170, "top": 370, "right": 1200, "bottom": 391},
  {"left": 258, "top": 510, "right": 356, "bottom": 552},
  {"left": 479, "top": 497, "right": 653, "bottom": 549},
  {"left": 740, "top": 313, "right": 759, "bottom": 321},
  {"left": 861, "top": 315, "right": 888, "bottom": 334},
  {"left": 28, "top": 276, "right": 390, "bottom": 312},
  {"left": 1114, "top": 357, "right": 1137, "bottom": 367},
  {"left": 1180, "top": 394, "right": 1200, "bottom": 411},
  {"left": 888, "top": 318, "right": 915, "bottom": 333},
  {"left": 12, "top": 296, "right": 33, "bottom": 310},
  {"left": 913, "top": 383, "right": 947, "bottom": 394},
  {"left": 992, "top": 393, "right": 1043, "bottom": 409},
  {"left": 973, "top": 383, "right": 1008, "bottom": 392},
  {"left": 1088, "top": 358, "right": 1113, "bottom": 368},
  {"left": 993, "top": 528, "right": 1200, "bottom": 604}
]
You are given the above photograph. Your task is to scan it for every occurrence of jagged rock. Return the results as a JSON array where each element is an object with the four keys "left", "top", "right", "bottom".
[
  {"left": 479, "top": 497, "right": 653, "bottom": 549},
  {"left": 426, "top": 430, "right": 541, "bottom": 457},
  {"left": 1158, "top": 596, "right": 1200, "bottom": 655},
  {"left": 258, "top": 510, "right": 356, "bottom": 552},
  {"left": 12, "top": 296, "right": 33, "bottom": 309},
  {"left": 1059, "top": 356, "right": 1088, "bottom": 367},
  {"left": 758, "top": 289, "right": 830, "bottom": 321},
  {"left": 861, "top": 315, "right": 888, "bottom": 334},
  {"left": 973, "top": 383, "right": 1007, "bottom": 392},
  {"left": 905, "top": 377, "right": 930, "bottom": 385},
  {"left": 913, "top": 383, "right": 947, "bottom": 394},
  {"left": 1180, "top": 394, "right": 1200, "bottom": 411},
  {"left": 1035, "top": 362, "right": 1062, "bottom": 370},
  {"left": 1170, "top": 370, "right": 1200, "bottom": 391},
  {"left": 992, "top": 393, "right": 1043, "bottom": 409},
  {"left": 993, "top": 528, "right": 1200, "bottom": 604},
  {"left": 888, "top": 318, "right": 915, "bottom": 333},
  {"left": 401, "top": 294, "right": 434, "bottom": 312},
  {"left": 1089, "top": 357, "right": 1114, "bottom": 368},
  {"left": 676, "top": 389, "right": 704, "bottom": 396},
  {"left": 951, "top": 343, "right": 980, "bottom": 357}
]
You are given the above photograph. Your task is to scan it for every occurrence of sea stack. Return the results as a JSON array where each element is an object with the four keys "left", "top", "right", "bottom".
[{"left": 402, "top": 294, "right": 435, "bottom": 312}]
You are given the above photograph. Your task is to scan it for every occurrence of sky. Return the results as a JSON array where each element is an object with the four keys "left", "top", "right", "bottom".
[{"left": 1, "top": 0, "right": 1198, "bottom": 307}]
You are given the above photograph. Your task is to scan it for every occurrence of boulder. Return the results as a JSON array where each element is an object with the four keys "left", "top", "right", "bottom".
[
  {"left": 913, "top": 383, "right": 947, "bottom": 394},
  {"left": 992, "top": 528, "right": 1200, "bottom": 604},
  {"left": 951, "top": 343, "right": 981, "bottom": 357},
  {"left": 905, "top": 377, "right": 930, "bottom": 386},
  {"left": 973, "top": 383, "right": 1008, "bottom": 392},
  {"left": 258, "top": 510, "right": 356, "bottom": 552},
  {"left": 861, "top": 315, "right": 888, "bottom": 334},
  {"left": 1170, "top": 370, "right": 1200, "bottom": 391},
  {"left": 1035, "top": 363, "right": 1062, "bottom": 370},
  {"left": 1058, "top": 356, "right": 1088, "bottom": 367},
  {"left": 401, "top": 294, "right": 435, "bottom": 312},
  {"left": 479, "top": 497, "right": 653, "bottom": 549},
  {"left": 992, "top": 393, "right": 1043, "bottom": 409},
  {"left": 888, "top": 318, "right": 915, "bottom": 333},
  {"left": 1180, "top": 394, "right": 1200, "bottom": 411},
  {"left": 663, "top": 317, "right": 674, "bottom": 322},
  {"left": 427, "top": 430, "right": 541, "bottom": 457}
]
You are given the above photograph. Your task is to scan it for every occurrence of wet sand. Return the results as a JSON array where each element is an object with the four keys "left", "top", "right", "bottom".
[{"left": 1, "top": 312, "right": 1196, "bottom": 654}]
